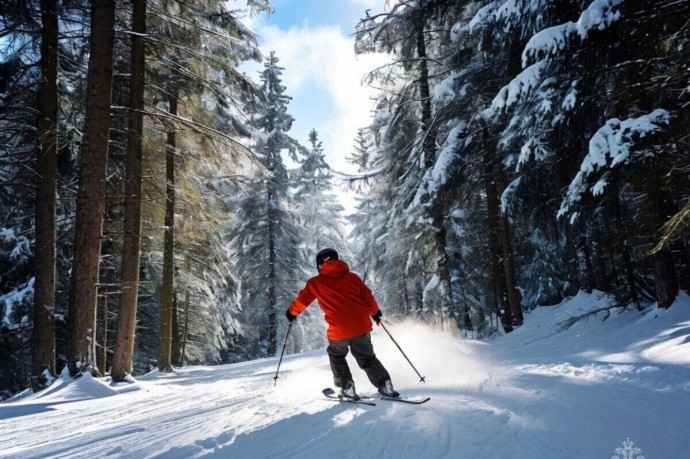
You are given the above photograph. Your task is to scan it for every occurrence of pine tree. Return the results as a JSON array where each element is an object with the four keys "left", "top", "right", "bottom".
[
  {"left": 294, "top": 129, "right": 347, "bottom": 253},
  {"left": 111, "top": 0, "right": 146, "bottom": 383},
  {"left": 348, "top": 128, "right": 372, "bottom": 173},
  {"left": 32, "top": 0, "right": 59, "bottom": 387},
  {"left": 230, "top": 52, "right": 305, "bottom": 356},
  {"left": 67, "top": 0, "right": 116, "bottom": 376},
  {"left": 288, "top": 129, "right": 349, "bottom": 352},
  {"left": 132, "top": 0, "right": 267, "bottom": 371},
  {"left": 355, "top": 0, "right": 468, "bottom": 329}
]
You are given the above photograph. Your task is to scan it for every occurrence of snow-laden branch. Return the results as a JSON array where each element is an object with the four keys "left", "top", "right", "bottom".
[
  {"left": 491, "top": 60, "right": 547, "bottom": 112},
  {"left": 558, "top": 108, "right": 672, "bottom": 221},
  {"left": 413, "top": 121, "right": 468, "bottom": 208},
  {"left": 490, "top": 0, "right": 624, "bottom": 114},
  {"left": 522, "top": 0, "right": 623, "bottom": 67}
]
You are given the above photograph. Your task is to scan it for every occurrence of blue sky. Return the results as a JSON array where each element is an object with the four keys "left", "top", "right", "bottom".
[
  {"left": 240, "top": 0, "right": 388, "bottom": 178},
  {"left": 265, "top": 0, "right": 375, "bottom": 31}
]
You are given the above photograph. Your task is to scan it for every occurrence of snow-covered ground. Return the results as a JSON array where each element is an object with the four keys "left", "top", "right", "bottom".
[{"left": 2, "top": 291, "right": 690, "bottom": 458}]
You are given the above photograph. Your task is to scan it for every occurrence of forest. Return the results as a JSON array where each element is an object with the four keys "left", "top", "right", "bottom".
[{"left": 0, "top": 0, "right": 688, "bottom": 399}]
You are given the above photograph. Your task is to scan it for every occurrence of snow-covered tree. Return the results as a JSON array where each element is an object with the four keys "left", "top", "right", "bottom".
[
  {"left": 355, "top": 0, "right": 495, "bottom": 330},
  {"left": 347, "top": 128, "right": 373, "bottom": 173},
  {"left": 229, "top": 52, "right": 305, "bottom": 357},
  {"left": 285, "top": 129, "right": 351, "bottom": 352},
  {"left": 127, "top": 0, "right": 269, "bottom": 372},
  {"left": 355, "top": 0, "right": 690, "bottom": 338},
  {"left": 294, "top": 129, "right": 347, "bottom": 252}
]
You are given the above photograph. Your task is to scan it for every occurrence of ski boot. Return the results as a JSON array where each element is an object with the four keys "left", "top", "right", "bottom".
[
  {"left": 378, "top": 379, "right": 400, "bottom": 398},
  {"left": 340, "top": 380, "right": 360, "bottom": 401}
]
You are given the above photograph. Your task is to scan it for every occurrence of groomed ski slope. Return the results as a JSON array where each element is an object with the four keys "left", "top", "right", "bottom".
[{"left": 2, "top": 290, "right": 690, "bottom": 458}]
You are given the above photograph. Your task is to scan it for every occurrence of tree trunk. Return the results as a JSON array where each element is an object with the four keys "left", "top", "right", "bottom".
[
  {"left": 112, "top": 0, "right": 147, "bottom": 382},
  {"left": 499, "top": 209, "right": 523, "bottom": 326},
  {"left": 434, "top": 224, "right": 456, "bottom": 330},
  {"left": 416, "top": 13, "right": 454, "bottom": 327},
  {"left": 495, "top": 166, "right": 523, "bottom": 327},
  {"left": 67, "top": 0, "right": 116, "bottom": 377},
  {"left": 481, "top": 123, "right": 514, "bottom": 332},
  {"left": 415, "top": 15, "right": 435, "bottom": 170},
  {"left": 158, "top": 91, "right": 177, "bottom": 372},
  {"left": 32, "top": 0, "right": 59, "bottom": 385},
  {"left": 172, "top": 254, "right": 190, "bottom": 364},
  {"left": 582, "top": 237, "right": 596, "bottom": 293},
  {"left": 592, "top": 227, "right": 611, "bottom": 292},
  {"left": 484, "top": 163, "right": 513, "bottom": 332},
  {"left": 613, "top": 193, "right": 641, "bottom": 310},
  {"left": 171, "top": 290, "right": 180, "bottom": 364},
  {"left": 266, "top": 185, "right": 277, "bottom": 356},
  {"left": 100, "top": 290, "right": 109, "bottom": 375},
  {"left": 654, "top": 247, "right": 678, "bottom": 308},
  {"left": 180, "top": 290, "right": 190, "bottom": 365},
  {"left": 649, "top": 189, "right": 678, "bottom": 309}
]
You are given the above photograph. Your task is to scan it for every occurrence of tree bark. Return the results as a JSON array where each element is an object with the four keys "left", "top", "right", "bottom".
[
  {"left": 112, "top": 0, "right": 147, "bottom": 382},
  {"left": 158, "top": 91, "right": 177, "bottom": 372},
  {"left": 32, "top": 0, "right": 59, "bottom": 384},
  {"left": 484, "top": 164, "right": 513, "bottom": 332},
  {"left": 67, "top": 0, "right": 116, "bottom": 377},
  {"left": 434, "top": 224, "right": 456, "bottom": 329},
  {"left": 592, "top": 227, "right": 611, "bottom": 292},
  {"left": 481, "top": 123, "right": 514, "bottom": 332},
  {"left": 654, "top": 246, "right": 678, "bottom": 308},
  {"left": 495, "top": 166, "right": 523, "bottom": 327},
  {"left": 415, "top": 14, "right": 435, "bottom": 170},
  {"left": 582, "top": 237, "right": 596, "bottom": 293},
  {"left": 267, "top": 184, "right": 277, "bottom": 356},
  {"left": 171, "top": 289, "right": 181, "bottom": 364},
  {"left": 180, "top": 290, "right": 190, "bottom": 365},
  {"left": 172, "top": 254, "right": 190, "bottom": 364},
  {"left": 499, "top": 209, "right": 523, "bottom": 326},
  {"left": 613, "top": 193, "right": 641, "bottom": 310},
  {"left": 649, "top": 189, "right": 679, "bottom": 309}
]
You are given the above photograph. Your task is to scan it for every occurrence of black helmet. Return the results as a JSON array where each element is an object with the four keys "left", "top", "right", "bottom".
[{"left": 316, "top": 248, "right": 339, "bottom": 271}]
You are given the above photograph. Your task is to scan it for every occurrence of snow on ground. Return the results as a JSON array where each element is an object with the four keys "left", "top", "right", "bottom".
[{"left": 2, "top": 291, "right": 690, "bottom": 458}]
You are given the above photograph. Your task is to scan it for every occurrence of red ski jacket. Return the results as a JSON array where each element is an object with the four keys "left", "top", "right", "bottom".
[{"left": 288, "top": 260, "right": 380, "bottom": 341}]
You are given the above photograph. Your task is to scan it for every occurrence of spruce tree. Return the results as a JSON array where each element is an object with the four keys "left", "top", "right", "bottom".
[{"left": 230, "top": 52, "right": 304, "bottom": 356}]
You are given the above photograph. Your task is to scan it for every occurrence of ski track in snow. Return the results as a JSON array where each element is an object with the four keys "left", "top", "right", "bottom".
[{"left": 2, "top": 291, "right": 690, "bottom": 458}]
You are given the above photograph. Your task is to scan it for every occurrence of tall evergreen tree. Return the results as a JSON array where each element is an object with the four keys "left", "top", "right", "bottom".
[
  {"left": 32, "top": 0, "right": 59, "bottom": 387},
  {"left": 289, "top": 129, "right": 348, "bottom": 352},
  {"left": 129, "top": 0, "right": 267, "bottom": 372},
  {"left": 348, "top": 128, "right": 373, "bottom": 173},
  {"left": 230, "top": 52, "right": 304, "bottom": 356},
  {"left": 355, "top": 0, "right": 468, "bottom": 329},
  {"left": 294, "top": 129, "right": 347, "bottom": 253},
  {"left": 67, "top": 0, "right": 116, "bottom": 376},
  {"left": 111, "top": 0, "right": 147, "bottom": 383}
]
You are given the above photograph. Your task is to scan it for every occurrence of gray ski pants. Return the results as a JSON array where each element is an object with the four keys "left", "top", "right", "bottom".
[{"left": 327, "top": 332, "right": 390, "bottom": 389}]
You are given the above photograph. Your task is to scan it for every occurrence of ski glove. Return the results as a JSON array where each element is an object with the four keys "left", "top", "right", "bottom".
[
  {"left": 372, "top": 310, "right": 382, "bottom": 325},
  {"left": 286, "top": 310, "right": 297, "bottom": 322}
]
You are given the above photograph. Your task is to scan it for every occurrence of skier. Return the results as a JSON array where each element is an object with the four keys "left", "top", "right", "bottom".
[{"left": 285, "top": 248, "right": 399, "bottom": 400}]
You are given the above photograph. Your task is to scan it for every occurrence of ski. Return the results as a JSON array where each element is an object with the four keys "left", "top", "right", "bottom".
[
  {"left": 379, "top": 395, "right": 431, "bottom": 405},
  {"left": 322, "top": 388, "right": 376, "bottom": 406}
]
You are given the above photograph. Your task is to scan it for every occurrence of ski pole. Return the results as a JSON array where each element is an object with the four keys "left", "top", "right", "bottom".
[
  {"left": 380, "top": 321, "right": 426, "bottom": 383},
  {"left": 273, "top": 321, "right": 293, "bottom": 386}
]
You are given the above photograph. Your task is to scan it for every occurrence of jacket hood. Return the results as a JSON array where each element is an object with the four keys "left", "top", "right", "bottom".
[{"left": 319, "top": 259, "right": 349, "bottom": 278}]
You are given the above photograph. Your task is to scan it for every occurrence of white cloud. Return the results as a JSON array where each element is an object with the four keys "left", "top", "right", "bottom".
[{"left": 255, "top": 24, "right": 388, "bottom": 174}]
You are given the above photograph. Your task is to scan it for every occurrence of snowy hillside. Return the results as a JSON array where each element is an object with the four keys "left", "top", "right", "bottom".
[{"left": 2, "top": 291, "right": 690, "bottom": 459}]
